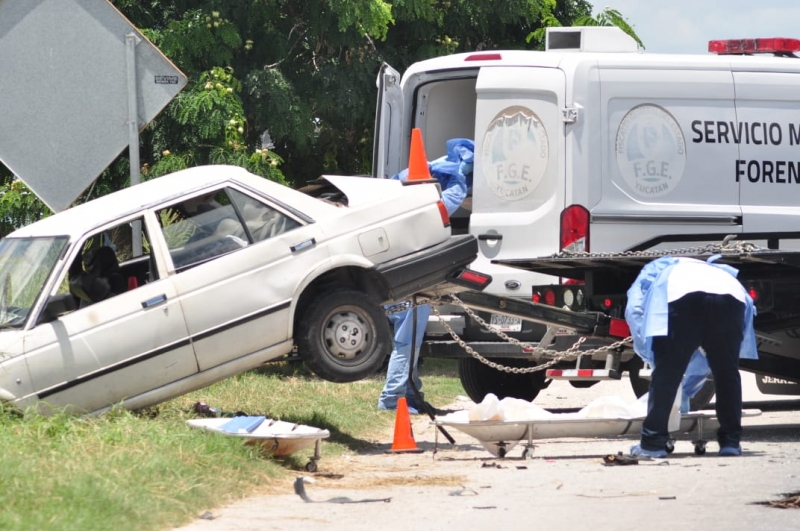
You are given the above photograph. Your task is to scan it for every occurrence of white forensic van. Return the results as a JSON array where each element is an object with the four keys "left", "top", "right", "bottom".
[{"left": 373, "top": 26, "right": 800, "bottom": 403}]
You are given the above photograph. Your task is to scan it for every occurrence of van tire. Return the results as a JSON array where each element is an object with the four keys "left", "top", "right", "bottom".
[
  {"left": 458, "top": 357, "right": 548, "bottom": 403},
  {"left": 628, "top": 358, "right": 716, "bottom": 410},
  {"left": 296, "top": 289, "right": 392, "bottom": 383}
]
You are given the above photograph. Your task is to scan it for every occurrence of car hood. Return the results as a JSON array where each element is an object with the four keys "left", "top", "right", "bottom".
[{"left": 320, "top": 175, "right": 436, "bottom": 208}]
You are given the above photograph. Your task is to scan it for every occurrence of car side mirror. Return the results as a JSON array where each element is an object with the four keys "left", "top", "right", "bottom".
[{"left": 38, "top": 294, "right": 77, "bottom": 324}]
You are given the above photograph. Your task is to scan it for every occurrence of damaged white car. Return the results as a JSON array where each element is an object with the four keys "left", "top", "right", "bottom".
[{"left": 0, "top": 165, "right": 484, "bottom": 414}]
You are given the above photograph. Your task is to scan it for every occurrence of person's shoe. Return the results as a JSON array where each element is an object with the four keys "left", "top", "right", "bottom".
[
  {"left": 630, "top": 444, "right": 668, "bottom": 458},
  {"left": 718, "top": 445, "right": 742, "bottom": 457}
]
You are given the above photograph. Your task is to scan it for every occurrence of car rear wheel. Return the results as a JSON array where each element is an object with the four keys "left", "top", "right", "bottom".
[
  {"left": 458, "top": 357, "right": 548, "bottom": 403},
  {"left": 296, "top": 289, "right": 392, "bottom": 383}
]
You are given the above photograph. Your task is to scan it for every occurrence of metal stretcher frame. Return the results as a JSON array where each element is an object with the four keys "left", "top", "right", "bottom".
[{"left": 434, "top": 409, "right": 762, "bottom": 458}]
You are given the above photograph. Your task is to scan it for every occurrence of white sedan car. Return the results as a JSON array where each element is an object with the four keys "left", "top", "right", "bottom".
[{"left": 0, "top": 165, "right": 483, "bottom": 415}]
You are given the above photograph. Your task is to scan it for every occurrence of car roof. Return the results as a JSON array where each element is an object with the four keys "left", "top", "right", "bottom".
[{"left": 9, "top": 165, "right": 302, "bottom": 238}]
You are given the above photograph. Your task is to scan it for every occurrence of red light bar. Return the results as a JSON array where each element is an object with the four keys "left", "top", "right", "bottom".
[
  {"left": 709, "top": 38, "right": 800, "bottom": 55},
  {"left": 464, "top": 53, "right": 502, "bottom": 62}
]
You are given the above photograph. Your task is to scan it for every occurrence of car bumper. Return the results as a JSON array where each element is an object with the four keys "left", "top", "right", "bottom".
[{"left": 375, "top": 234, "right": 478, "bottom": 303}]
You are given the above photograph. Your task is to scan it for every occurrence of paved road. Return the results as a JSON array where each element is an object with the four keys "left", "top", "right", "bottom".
[{"left": 176, "top": 377, "right": 800, "bottom": 531}]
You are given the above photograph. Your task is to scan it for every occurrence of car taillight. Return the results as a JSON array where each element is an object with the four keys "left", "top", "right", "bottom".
[
  {"left": 457, "top": 269, "right": 491, "bottom": 287},
  {"left": 449, "top": 268, "right": 492, "bottom": 291},
  {"left": 560, "top": 205, "right": 590, "bottom": 253},
  {"left": 437, "top": 201, "right": 450, "bottom": 227}
]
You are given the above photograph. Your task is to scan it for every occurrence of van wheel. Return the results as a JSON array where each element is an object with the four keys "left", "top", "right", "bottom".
[
  {"left": 628, "top": 358, "right": 716, "bottom": 410},
  {"left": 458, "top": 357, "right": 548, "bottom": 403},
  {"left": 296, "top": 289, "right": 392, "bottom": 383}
]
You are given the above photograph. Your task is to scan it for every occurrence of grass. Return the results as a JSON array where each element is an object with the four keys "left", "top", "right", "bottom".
[{"left": 0, "top": 358, "right": 463, "bottom": 531}]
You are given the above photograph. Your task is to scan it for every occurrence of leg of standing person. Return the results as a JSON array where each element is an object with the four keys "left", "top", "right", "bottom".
[
  {"left": 377, "top": 305, "right": 431, "bottom": 413},
  {"left": 639, "top": 292, "right": 704, "bottom": 452},
  {"left": 701, "top": 293, "right": 745, "bottom": 455}
]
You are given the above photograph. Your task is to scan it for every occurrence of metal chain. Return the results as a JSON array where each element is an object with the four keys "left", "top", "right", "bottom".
[
  {"left": 432, "top": 295, "right": 632, "bottom": 374},
  {"left": 554, "top": 234, "right": 763, "bottom": 260}
]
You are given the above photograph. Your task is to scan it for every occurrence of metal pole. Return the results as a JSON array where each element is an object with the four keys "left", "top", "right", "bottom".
[
  {"left": 125, "top": 32, "right": 143, "bottom": 257},
  {"left": 407, "top": 296, "right": 455, "bottom": 444}
]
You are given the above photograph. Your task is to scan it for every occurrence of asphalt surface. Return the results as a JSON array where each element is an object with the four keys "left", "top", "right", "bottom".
[{"left": 175, "top": 375, "right": 800, "bottom": 531}]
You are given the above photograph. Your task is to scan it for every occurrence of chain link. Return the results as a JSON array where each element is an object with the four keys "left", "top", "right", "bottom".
[
  {"left": 554, "top": 234, "right": 763, "bottom": 260},
  {"left": 427, "top": 295, "right": 631, "bottom": 374}
]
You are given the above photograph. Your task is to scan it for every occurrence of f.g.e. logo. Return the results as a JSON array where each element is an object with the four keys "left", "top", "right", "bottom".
[
  {"left": 616, "top": 105, "right": 686, "bottom": 198},
  {"left": 481, "top": 106, "right": 549, "bottom": 201}
]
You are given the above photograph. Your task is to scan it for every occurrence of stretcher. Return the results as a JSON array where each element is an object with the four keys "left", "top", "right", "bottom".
[
  {"left": 435, "top": 409, "right": 762, "bottom": 458},
  {"left": 186, "top": 417, "right": 330, "bottom": 472}
]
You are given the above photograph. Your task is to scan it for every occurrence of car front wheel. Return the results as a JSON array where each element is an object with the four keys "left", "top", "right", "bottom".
[{"left": 296, "top": 289, "right": 392, "bottom": 383}]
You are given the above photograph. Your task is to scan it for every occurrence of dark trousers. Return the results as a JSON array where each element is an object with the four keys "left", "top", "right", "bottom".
[{"left": 641, "top": 292, "right": 745, "bottom": 451}]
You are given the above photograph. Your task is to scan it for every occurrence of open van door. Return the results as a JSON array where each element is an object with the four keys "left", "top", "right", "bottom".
[{"left": 372, "top": 63, "right": 404, "bottom": 179}]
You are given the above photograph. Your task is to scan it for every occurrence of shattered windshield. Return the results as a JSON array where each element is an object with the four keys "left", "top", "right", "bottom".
[{"left": 0, "top": 236, "right": 68, "bottom": 329}]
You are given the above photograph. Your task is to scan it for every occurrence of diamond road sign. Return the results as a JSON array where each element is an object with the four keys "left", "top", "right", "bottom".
[{"left": 0, "top": 0, "right": 187, "bottom": 212}]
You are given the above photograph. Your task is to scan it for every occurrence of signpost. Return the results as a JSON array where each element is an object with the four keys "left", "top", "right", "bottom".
[{"left": 0, "top": 0, "right": 187, "bottom": 213}]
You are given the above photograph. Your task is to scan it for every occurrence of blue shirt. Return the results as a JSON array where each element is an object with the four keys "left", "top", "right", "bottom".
[
  {"left": 625, "top": 255, "right": 758, "bottom": 398},
  {"left": 391, "top": 138, "right": 472, "bottom": 216}
]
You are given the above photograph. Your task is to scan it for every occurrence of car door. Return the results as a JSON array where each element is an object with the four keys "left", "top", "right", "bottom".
[
  {"left": 22, "top": 214, "right": 195, "bottom": 414},
  {"left": 155, "top": 186, "right": 328, "bottom": 372},
  {"left": 373, "top": 62, "right": 404, "bottom": 179}
]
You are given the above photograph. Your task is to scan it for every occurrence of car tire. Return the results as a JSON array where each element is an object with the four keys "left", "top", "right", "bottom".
[
  {"left": 458, "top": 357, "right": 548, "bottom": 403},
  {"left": 296, "top": 289, "right": 392, "bottom": 383},
  {"left": 628, "top": 357, "right": 716, "bottom": 410}
]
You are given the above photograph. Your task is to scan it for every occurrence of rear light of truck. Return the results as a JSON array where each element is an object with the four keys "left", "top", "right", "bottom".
[
  {"left": 709, "top": 38, "right": 800, "bottom": 55},
  {"left": 560, "top": 205, "right": 590, "bottom": 253},
  {"left": 742, "top": 280, "right": 773, "bottom": 312},
  {"left": 437, "top": 200, "right": 451, "bottom": 227},
  {"left": 532, "top": 285, "right": 585, "bottom": 311}
]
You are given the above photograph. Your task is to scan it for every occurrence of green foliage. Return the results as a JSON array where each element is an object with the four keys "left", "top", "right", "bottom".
[
  {"left": 574, "top": 7, "right": 644, "bottom": 48},
  {"left": 0, "top": 178, "right": 51, "bottom": 237}
]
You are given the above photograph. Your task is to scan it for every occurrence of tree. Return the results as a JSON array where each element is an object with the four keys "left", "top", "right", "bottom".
[{"left": 0, "top": 1, "right": 639, "bottom": 235}]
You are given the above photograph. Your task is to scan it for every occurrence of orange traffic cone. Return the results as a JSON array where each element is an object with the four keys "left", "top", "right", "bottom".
[
  {"left": 405, "top": 128, "right": 436, "bottom": 183},
  {"left": 388, "top": 397, "right": 424, "bottom": 453}
]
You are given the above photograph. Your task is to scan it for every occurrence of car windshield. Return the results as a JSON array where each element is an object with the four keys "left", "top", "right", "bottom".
[{"left": 0, "top": 236, "right": 68, "bottom": 329}]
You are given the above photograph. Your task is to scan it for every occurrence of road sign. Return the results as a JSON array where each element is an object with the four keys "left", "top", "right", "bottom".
[{"left": 0, "top": 0, "right": 187, "bottom": 212}]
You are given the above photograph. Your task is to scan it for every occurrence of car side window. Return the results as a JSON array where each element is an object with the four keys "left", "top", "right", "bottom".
[
  {"left": 62, "top": 217, "right": 155, "bottom": 309},
  {"left": 228, "top": 188, "right": 300, "bottom": 242},
  {"left": 157, "top": 189, "right": 246, "bottom": 271},
  {"left": 157, "top": 188, "right": 300, "bottom": 272}
]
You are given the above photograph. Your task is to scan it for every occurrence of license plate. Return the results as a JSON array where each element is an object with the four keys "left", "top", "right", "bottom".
[{"left": 489, "top": 314, "right": 522, "bottom": 332}]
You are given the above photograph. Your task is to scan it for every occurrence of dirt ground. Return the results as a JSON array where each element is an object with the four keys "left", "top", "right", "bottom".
[{"left": 175, "top": 377, "right": 800, "bottom": 531}]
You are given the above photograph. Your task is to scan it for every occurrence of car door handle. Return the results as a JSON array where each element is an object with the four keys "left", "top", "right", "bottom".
[
  {"left": 478, "top": 233, "right": 503, "bottom": 241},
  {"left": 290, "top": 238, "right": 316, "bottom": 252},
  {"left": 141, "top": 294, "right": 168, "bottom": 308}
]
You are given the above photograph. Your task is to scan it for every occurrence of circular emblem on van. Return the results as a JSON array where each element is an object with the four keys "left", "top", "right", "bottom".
[
  {"left": 481, "top": 106, "right": 549, "bottom": 201},
  {"left": 616, "top": 104, "right": 686, "bottom": 198}
]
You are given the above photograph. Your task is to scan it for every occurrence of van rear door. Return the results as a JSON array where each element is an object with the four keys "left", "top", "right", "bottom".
[
  {"left": 471, "top": 66, "right": 566, "bottom": 293},
  {"left": 373, "top": 63, "right": 404, "bottom": 179}
]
